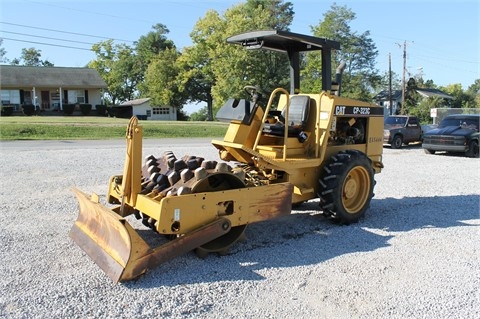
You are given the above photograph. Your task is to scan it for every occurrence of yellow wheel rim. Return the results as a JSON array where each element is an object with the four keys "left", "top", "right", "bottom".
[{"left": 341, "top": 166, "right": 370, "bottom": 214}]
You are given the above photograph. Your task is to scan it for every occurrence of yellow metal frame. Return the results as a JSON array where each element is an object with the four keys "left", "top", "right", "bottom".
[
  {"left": 253, "top": 87, "right": 290, "bottom": 161},
  {"left": 212, "top": 88, "right": 384, "bottom": 204}
]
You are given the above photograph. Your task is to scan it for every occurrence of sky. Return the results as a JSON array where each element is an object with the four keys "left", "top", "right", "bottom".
[{"left": 1, "top": 0, "right": 479, "bottom": 113}]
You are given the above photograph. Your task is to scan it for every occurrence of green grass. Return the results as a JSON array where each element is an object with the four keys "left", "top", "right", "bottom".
[{"left": 0, "top": 116, "right": 229, "bottom": 140}]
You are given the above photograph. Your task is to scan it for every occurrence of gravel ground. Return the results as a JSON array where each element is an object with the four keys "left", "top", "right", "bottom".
[{"left": 0, "top": 139, "right": 479, "bottom": 319}]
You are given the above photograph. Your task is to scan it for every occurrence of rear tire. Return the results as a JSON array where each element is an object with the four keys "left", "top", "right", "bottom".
[
  {"left": 391, "top": 135, "right": 403, "bottom": 149},
  {"left": 318, "top": 150, "right": 375, "bottom": 224}
]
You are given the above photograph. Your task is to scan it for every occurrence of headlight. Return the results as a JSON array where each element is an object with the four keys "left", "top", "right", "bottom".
[{"left": 383, "top": 130, "right": 390, "bottom": 137}]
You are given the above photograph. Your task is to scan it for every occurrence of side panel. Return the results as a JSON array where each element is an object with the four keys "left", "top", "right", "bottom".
[
  {"left": 154, "top": 182, "right": 293, "bottom": 234},
  {"left": 223, "top": 106, "right": 264, "bottom": 147},
  {"left": 328, "top": 97, "right": 384, "bottom": 173},
  {"left": 366, "top": 116, "right": 385, "bottom": 167}
]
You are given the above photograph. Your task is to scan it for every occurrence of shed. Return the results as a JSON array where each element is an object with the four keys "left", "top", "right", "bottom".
[{"left": 120, "top": 98, "right": 177, "bottom": 121}]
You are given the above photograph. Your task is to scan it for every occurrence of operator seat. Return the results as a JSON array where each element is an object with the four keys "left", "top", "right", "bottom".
[{"left": 263, "top": 95, "right": 310, "bottom": 139}]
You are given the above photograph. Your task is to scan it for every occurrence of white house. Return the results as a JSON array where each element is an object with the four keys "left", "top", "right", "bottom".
[
  {"left": 374, "top": 89, "right": 403, "bottom": 116},
  {"left": 374, "top": 88, "right": 453, "bottom": 115},
  {"left": 0, "top": 65, "right": 107, "bottom": 112},
  {"left": 120, "top": 98, "right": 177, "bottom": 121}
]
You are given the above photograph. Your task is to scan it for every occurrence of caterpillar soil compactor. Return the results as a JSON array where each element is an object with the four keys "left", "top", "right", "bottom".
[{"left": 71, "top": 30, "right": 384, "bottom": 283}]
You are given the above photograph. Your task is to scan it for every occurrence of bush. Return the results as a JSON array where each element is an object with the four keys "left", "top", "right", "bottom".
[
  {"left": 189, "top": 106, "right": 209, "bottom": 121},
  {"left": 1, "top": 106, "right": 14, "bottom": 116},
  {"left": 80, "top": 104, "right": 92, "bottom": 115},
  {"left": 22, "top": 104, "right": 36, "bottom": 116},
  {"left": 107, "top": 105, "right": 132, "bottom": 118},
  {"left": 95, "top": 105, "right": 107, "bottom": 116},
  {"left": 63, "top": 104, "right": 76, "bottom": 115}
]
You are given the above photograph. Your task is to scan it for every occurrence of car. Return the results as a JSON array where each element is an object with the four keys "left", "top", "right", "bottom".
[
  {"left": 383, "top": 115, "right": 423, "bottom": 149},
  {"left": 422, "top": 114, "right": 479, "bottom": 158}
]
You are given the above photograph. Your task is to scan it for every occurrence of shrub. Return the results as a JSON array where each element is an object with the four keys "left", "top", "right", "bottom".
[
  {"left": 95, "top": 105, "right": 107, "bottom": 116},
  {"left": 22, "top": 104, "right": 35, "bottom": 116},
  {"left": 1, "top": 106, "right": 14, "bottom": 116},
  {"left": 63, "top": 104, "right": 76, "bottom": 115},
  {"left": 80, "top": 104, "right": 92, "bottom": 115}
]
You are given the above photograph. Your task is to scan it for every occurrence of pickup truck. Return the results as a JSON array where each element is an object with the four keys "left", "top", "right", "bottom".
[
  {"left": 383, "top": 115, "right": 423, "bottom": 149},
  {"left": 423, "top": 114, "right": 479, "bottom": 158}
]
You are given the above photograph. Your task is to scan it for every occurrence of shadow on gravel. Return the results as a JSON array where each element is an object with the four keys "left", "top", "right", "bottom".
[
  {"left": 369, "top": 194, "right": 479, "bottom": 231},
  {"left": 125, "top": 194, "right": 479, "bottom": 288},
  {"left": 383, "top": 142, "right": 423, "bottom": 150}
]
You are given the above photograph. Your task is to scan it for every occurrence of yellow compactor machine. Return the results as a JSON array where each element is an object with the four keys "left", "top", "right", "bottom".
[{"left": 71, "top": 30, "right": 384, "bottom": 282}]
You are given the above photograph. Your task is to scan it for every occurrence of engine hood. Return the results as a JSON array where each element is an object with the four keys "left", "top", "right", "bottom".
[
  {"left": 384, "top": 124, "right": 404, "bottom": 130},
  {"left": 425, "top": 126, "right": 476, "bottom": 137}
]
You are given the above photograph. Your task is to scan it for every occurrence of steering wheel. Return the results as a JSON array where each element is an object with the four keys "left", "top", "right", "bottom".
[{"left": 243, "top": 85, "right": 262, "bottom": 104}]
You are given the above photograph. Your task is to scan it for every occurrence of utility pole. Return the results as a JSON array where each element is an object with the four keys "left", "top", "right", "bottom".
[
  {"left": 401, "top": 40, "right": 406, "bottom": 115},
  {"left": 389, "top": 53, "right": 392, "bottom": 115}
]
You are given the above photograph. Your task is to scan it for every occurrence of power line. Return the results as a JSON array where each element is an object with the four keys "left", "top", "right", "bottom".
[
  {"left": 0, "top": 21, "right": 135, "bottom": 43},
  {"left": 23, "top": 0, "right": 160, "bottom": 25},
  {"left": 413, "top": 52, "right": 478, "bottom": 65},
  {"left": 1, "top": 31, "right": 97, "bottom": 46},
  {"left": 415, "top": 55, "right": 479, "bottom": 77},
  {"left": 23, "top": 0, "right": 223, "bottom": 30},
  {"left": 1, "top": 37, "right": 93, "bottom": 51},
  {"left": 372, "top": 32, "right": 479, "bottom": 66}
]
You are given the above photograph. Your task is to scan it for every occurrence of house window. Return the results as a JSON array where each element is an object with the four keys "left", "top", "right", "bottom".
[
  {"left": 152, "top": 107, "right": 170, "bottom": 115},
  {"left": 1, "top": 90, "right": 20, "bottom": 105},
  {"left": 67, "top": 90, "right": 85, "bottom": 103},
  {"left": 51, "top": 91, "right": 60, "bottom": 103},
  {"left": 24, "top": 91, "right": 32, "bottom": 104}
]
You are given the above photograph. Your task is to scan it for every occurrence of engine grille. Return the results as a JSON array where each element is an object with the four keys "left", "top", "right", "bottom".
[{"left": 423, "top": 135, "right": 465, "bottom": 146}]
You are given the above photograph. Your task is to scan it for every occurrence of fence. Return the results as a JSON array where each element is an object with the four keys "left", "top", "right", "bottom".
[{"left": 431, "top": 108, "right": 480, "bottom": 124}]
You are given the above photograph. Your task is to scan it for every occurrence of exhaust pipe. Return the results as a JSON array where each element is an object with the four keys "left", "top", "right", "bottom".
[{"left": 333, "top": 61, "right": 346, "bottom": 96}]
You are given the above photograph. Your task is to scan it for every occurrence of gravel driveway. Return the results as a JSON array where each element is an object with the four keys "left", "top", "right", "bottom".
[{"left": 0, "top": 139, "right": 479, "bottom": 319}]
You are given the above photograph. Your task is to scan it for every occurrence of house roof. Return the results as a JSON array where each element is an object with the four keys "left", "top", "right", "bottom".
[
  {"left": 120, "top": 98, "right": 151, "bottom": 106},
  {"left": 374, "top": 89, "right": 402, "bottom": 101},
  {"left": 0, "top": 65, "right": 107, "bottom": 89},
  {"left": 374, "top": 88, "right": 453, "bottom": 101},
  {"left": 415, "top": 88, "right": 453, "bottom": 100}
]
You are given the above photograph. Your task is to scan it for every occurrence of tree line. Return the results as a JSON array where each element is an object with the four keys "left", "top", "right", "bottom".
[{"left": 2, "top": 1, "right": 479, "bottom": 122}]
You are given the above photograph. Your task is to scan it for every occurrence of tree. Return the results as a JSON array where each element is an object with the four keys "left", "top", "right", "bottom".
[
  {"left": 89, "top": 25, "right": 175, "bottom": 105},
  {"left": 135, "top": 23, "right": 175, "bottom": 95},
  {"left": 404, "top": 77, "right": 420, "bottom": 114},
  {"left": 415, "top": 77, "right": 437, "bottom": 89},
  {"left": 144, "top": 48, "right": 187, "bottom": 109},
  {"left": 0, "top": 39, "right": 7, "bottom": 63},
  {"left": 466, "top": 79, "right": 480, "bottom": 108},
  {"left": 378, "top": 70, "right": 402, "bottom": 91},
  {"left": 175, "top": 10, "right": 222, "bottom": 121},
  {"left": 214, "top": 0, "right": 293, "bottom": 102},
  {"left": 88, "top": 40, "right": 142, "bottom": 104},
  {"left": 135, "top": 23, "right": 175, "bottom": 63},
  {"left": 178, "top": 0, "right": 294, "bottom": 120},
  {"left": 10, "top": 47, "right": 54, "bottom": 66},
  {"left": 304, "top": 3, "right": 380, "bottom": 101},
  {"left": 442, "top": 83, "right": 476, "bottom": 109},
  {"left": 189, "top": 106, "right": 209, "bottom": 121},
  {"left": 410, "top": 96, "right": 442, "bottom": 123},
  {"left": 244, "top": 0, "right": 294, "bottom": 30}
]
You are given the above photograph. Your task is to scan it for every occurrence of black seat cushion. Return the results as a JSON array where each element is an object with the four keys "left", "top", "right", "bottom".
[{"left": 264, "top": 95, "right": 310, "bottom": 137}]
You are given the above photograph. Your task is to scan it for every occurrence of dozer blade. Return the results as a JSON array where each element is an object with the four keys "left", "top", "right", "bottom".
[
  {"left": 70, "top": 188, "right": 232, "bottom": 283},
  {"left": 70, "top": 188, "right": 151, "bottom": 282}
]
